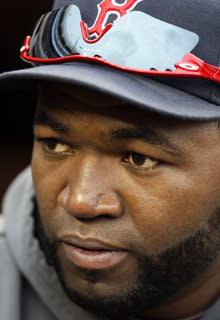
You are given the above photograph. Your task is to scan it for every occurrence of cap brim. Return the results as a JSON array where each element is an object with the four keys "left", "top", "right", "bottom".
[{"left": 1, "top": 62, "right": 220, "bottom": 120}]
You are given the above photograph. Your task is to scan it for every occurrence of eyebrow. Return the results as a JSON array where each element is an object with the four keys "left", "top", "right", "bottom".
[
  {"left": 111, "top": 127, "right": 182, "bottom": 156},
  {"left": 34, "top": 110, "right": 182, "bottom": 156},
  {"left": 34, "top": 110, "right": 70, "bottom": 134}
]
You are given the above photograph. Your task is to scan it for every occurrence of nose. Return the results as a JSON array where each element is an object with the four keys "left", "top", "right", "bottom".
[{"left": 57, "top": 156, "right": 123, "bottom": 219}]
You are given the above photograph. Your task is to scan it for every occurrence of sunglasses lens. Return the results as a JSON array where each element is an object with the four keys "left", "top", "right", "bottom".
[
  {"left": 29, "top": 6, "right": 82, "bottom": 59},
  {"left": 30, "top": 11, "right": 59, "bottom": 58},
  {"left": 84, "top": 11, "right": 199, "bottom": 71}
]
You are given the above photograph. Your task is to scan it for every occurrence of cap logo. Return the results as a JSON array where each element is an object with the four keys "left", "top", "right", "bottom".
[
  {"left": 178, "top": 63, "right": 199, "bottom": 71},
  {"left": 88, "top": 0, "right": 143, "bottom": 38}
]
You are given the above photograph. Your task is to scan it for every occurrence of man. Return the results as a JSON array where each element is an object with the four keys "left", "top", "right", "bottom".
[{"left": 1, "top": 0, "right": 220, "bottom": 319}]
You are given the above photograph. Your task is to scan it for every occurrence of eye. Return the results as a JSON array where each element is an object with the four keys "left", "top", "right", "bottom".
[
  {"left": 123, "top": 152, "right": 159, "bottom": 170},
  {"left": 36, "top": 137, "right": 73, "bottom": 155}
]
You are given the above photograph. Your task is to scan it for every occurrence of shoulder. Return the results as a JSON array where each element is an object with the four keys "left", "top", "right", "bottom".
[
  {"left": 2, "top": 166, "right": 33, "bottom": 214},
  {"left": 0, "top": 214, "right": 5, "bottom": 236},
  {"left": 0, "top": 215, "right": 6, "bottom": 258},
  {"left": 0, "top": 214, "right": 10, "bottom": 262},
  {"left": 3, "top": 166, "right": 32, "bottom": 200},
  {"left": 0, "top": 215, "right": 22, "bottom": 320},
  {"left": 0, "top": 214, "right": 13, "bottom": 269}
]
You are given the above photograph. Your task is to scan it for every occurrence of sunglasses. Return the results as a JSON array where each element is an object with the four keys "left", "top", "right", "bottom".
[{"left": 20, "top": 4, "right": 220, "bottom": 84}]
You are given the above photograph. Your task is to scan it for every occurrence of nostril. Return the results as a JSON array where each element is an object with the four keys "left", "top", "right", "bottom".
[
  {"left": 57, "top": 185, "right": 70, "bottom": 209},
  {"left": 96, "top": 192, "right": 123, "bottom": 217}
]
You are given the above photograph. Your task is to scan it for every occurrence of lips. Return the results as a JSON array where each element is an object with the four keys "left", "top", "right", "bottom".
[{"left": 61, "top": 236, "right": 128, "bottom": 270}]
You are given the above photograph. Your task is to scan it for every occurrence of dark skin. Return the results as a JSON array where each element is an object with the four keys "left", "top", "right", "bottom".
[{"left": 32, "top": 83, "right": 220, "bottom": 319}]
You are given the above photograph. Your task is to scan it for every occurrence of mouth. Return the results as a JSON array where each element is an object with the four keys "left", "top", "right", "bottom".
[{"left": 61, "top": 236, "right": 128, "bottom": 270}]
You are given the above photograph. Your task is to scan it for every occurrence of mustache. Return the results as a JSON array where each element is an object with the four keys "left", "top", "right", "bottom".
[
  {"left": 33, "top": 198, "right": 220, "bottom": 316},
  {"left": 33, "top": 193, "right": 220, "bottom": 267},
  {"left": 34, "top": 197, "right": 220, "bottom": 272}
]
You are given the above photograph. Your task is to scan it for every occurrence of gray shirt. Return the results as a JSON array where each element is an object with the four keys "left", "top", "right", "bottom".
[{"left": 0, "top": 167, "right": 220, "bottom": 320}]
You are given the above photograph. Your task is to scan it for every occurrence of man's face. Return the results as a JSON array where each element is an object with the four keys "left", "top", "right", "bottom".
[{"left": 32, "top": 83, "right": 220, "bottom": 318}]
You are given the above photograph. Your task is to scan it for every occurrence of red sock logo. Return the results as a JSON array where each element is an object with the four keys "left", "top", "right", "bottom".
[{"left": 87, "top": 0, "right": 143, "bottom": 39}]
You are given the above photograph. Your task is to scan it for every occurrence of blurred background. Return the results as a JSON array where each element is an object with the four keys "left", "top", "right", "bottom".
[{"left": 0, "top": 1, "right": 53, "bottom": 206}]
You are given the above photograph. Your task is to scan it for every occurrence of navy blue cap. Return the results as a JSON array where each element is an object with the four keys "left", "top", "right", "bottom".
[{"left": 1, "top": 0, "right": 220, "bottom": 119}]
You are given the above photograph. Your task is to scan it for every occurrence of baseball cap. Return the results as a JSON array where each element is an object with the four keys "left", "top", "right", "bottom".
[{"left": 1, "top": 0, "right": 220, "bottom": 120}]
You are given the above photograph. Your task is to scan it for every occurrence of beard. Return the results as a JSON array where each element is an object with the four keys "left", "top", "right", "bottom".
[{"left": 33, "top": 201, "right": 220, "bottom": 318}]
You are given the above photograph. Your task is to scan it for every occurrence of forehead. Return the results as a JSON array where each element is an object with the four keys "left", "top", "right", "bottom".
[{"left": 35, "top": 82, "right": 220, "bottom": 158}]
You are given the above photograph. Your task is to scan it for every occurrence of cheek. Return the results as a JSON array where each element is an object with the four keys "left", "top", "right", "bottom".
[
  {"left": 31, "top": 147, "right": 67, "bottom": 228},
  {"left": 122, "top": 166, "right": 220, "bottom": 255}
]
